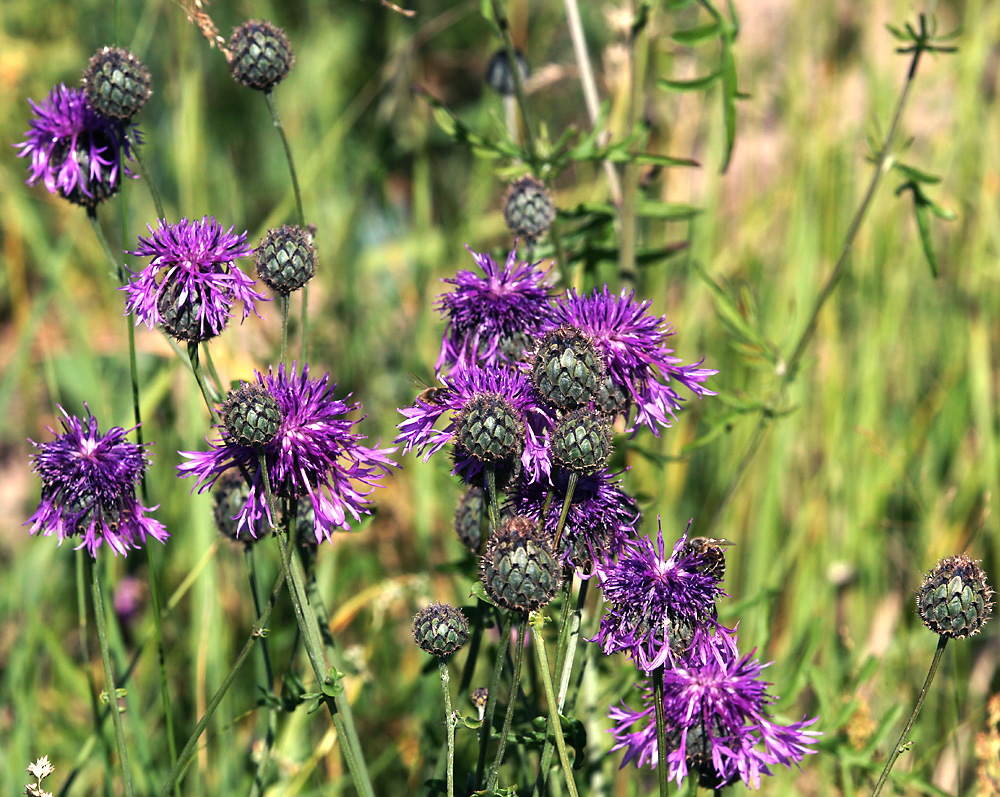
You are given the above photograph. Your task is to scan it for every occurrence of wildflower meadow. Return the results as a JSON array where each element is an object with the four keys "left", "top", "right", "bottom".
[{"left": 1, "top": 0, "right": 998, "bottom": 795}]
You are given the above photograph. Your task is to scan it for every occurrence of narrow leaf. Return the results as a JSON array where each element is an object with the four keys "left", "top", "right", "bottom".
[
  {"left": 659, "top": 71, "right": 721, "bottom": 92},
  {"left": 672, "top": 22, "right": 721, "bottom": 45}
]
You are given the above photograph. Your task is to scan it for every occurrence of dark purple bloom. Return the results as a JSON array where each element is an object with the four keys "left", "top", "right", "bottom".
[
  {"left": 546, "top": 287, "right": 716, "bottom": 432},
  {"left": 435, "top": 247, "right": 552, "bottom": 373},
  {"left": 123, "top": 217, "right": 266, "bottom": 340},
  {"left": 178, "top": 363, "right": 397, "bottom": 543},
  {"left": 397, "top": 362, "right": 553, "bottom": 483},
  {"left": 507, "top": 468, "right": 639, "bottom": 571},
  {"left": 25, "top": 407, "right": 167, "bottom": 557},
  {"left": 15, "top": 84, "right": 138, "bottom": 208},
  {"left": 594, "top": 520, "right": 724, "bottom": 672},
  {"left": 608, "top": 629, "right": 820, "bottom": 789}
]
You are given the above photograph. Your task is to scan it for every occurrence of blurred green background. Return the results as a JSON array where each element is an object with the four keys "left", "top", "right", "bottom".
[{"left": 1, "top": 0, "right": 998, "bottom": 794}]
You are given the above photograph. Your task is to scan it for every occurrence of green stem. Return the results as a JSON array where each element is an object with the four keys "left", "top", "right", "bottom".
[
  {"left": 77, "top": 552, "right": 115, "bottom": 790},
  {"left": 871, "top": 635, "right": 949, "bottom": 796},
  {"left": 131, "top": 137, "right": 167, "bottom": 222},
  {"left": 245, "top": 546, "right": 278, "bottom": 797},
  {"left": 301, "top": 285, "right": 310, "bottom": 362},
  {"left": 145, "top": 546, "right": 180, "bottom": 797},
  {"left": 475, "top": 611, "right": 512, "bottom": 789},
  {"left": 552, "top": 472, "right": 578, "bottom": 550},
  {"left": 487, "top": 614, "right": 529, "bottom": 791},
  {"left": 159, "top": 566, "right": 287, "bottom": 796},
  {"left": 707, "top": 39, "right": 928, "bottom": 534},
  {"left": 258, "top": 456, "right": 375, "bottom": 797},
  {"left": 653, "top": 667, "right": 668, "bottom": 797},
  {"left": 485, "top": 464, "right": 500, "bottom": 534},
  {"left": 439, "top": 659, "right": 457, "bottom": 797},
  {"left": 530, "top": 611, "right": 579, "bottom": 797},
  {"left": 202, "top": 345, "right": 225, "bottom": 398},
  {"left": 86, "top": 207, "right": 125, "bottom": 284},
  {"left": 187, "top": 342, "right": 219, "bottom": 421},
  {"left": 92, "top": 559, "right": 134, "bottom": 797},
  {"left": 280, "top": 293, "right": 289, "bottom": 366},
  {"left": 263, "top": 91, "right": 306, "bottom": 228}
]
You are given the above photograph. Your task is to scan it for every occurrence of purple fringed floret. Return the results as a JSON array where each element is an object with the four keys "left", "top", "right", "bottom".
[
  {"left": 547, "top": 286, "right": 717, "bottom": 432},
  {"left": 15, "top": 84, "right": 137, "bottom": 206},
  {"left": 26, "top": 407, "right": 167, "bottom": 558},
  {"left": 435, "top": 247, "right": 552, "bottom": 373},
  {"left": 608, "top": 628, "right": 820, "bottom": 790},
  {"left": 178, "top": 363, "right": 397, "bottom": 543},
  {"left": 594, "top": 520, "right": 725, "bottom": 672},
  {"left": 397, "top": 362, "right": 554, "bottom": 483},
  {"left": 123, "top": 216, "right": 266, "bottom": 339}
]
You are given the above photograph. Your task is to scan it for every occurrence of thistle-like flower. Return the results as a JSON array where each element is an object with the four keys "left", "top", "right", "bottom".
[
  {"left": 546, "top": 287, "right": 716, "bottom": 432},
  {"left": 123, "top": 217, "right": 266, "bottom": 342},
  {"left": 25, "top": 407, "right": 167, "bottom": 557},
  {"left": 507, "top": 468, "right": 639, "bottom": 571},
  {"left": 15, "top": 84, "right": 137, "bottom": 208},
  {"left": 608, "top": 629, "right": 820, "bottom": 789},
  {"left": 435, "top": 247, "right": 552, "bottom": 373},
  {"left": 594, "top": 520, "right": 725, "bottom": 672},
  {"left": 179, "top": 363, "right": 397, "bottom": 543},
  {"left": 397, "top": 362, "right": 553, "bottom": 484}
]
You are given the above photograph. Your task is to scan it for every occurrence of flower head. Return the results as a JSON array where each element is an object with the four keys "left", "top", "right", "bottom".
[
  {"left": 546, "top": 287, "right": 716, "bottom": 432},
  {"left": 608, "top": 629, "right": 820, "bottom": 789},
  {"left": 26, "top": 407, "right": 167, "bottom": 557},
  {"left": 507, "top": 468, "right": 639, "bottom": 571},
  {"left": 123, "top": 217, "right": 266, "bottom": 342},
  {"left": 179, "top": 363, "right": 396, "bottom": 543},
  {"left": 397, "top": 362, "right": 553, "bottom": 484},
  {"left": 435, "top": 247, "right": 552, "bottom": 373},
  {"left": 594, "top": 520, "right": 725, "bottom": 672},
  {"left": 15, "top": 84, "right": 137, "bottom": 208}
]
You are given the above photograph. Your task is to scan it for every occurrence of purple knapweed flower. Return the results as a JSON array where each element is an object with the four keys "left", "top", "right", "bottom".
[
  {"left": 608, "top": 628, "right": 820, "bottom": 789},
  {"left": 396, "top": 362, "right": 554, "bottom": 484},
  {"left": 435, "top": 247, "right": 552, "bottom": 374},
  {"left": 178, "top": 363, "right": 397, "bottom": 543},
  {"left": 546, "top": 287, "right": 716, "bottom": 432},
  {"left": 594, "top": 520, "right": 724, "bottom": 672},
  {"left": 15, "top": 84, "right": 138, "bottom": 208},
  {"left": 123, "top": 216, "right": 266, "bottom": 341},
  {"left": 507, "top": 468, "right": 639, "bottom": 572},
  {"left": 26, "top": 407, "right": 167, "bottom": 557}
]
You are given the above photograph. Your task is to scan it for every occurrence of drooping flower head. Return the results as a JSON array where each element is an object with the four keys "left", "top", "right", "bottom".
[
  {"left": 546, "top": 287, "right": 716, "bottom": 432},
  {"left": 123, "top": 217, "right": 266, "bottom": 342},
  {"left": 507, "top": 468, "right": 639, "bottom": 571},
  {"left": 435, "top": 247, "right": 552, "bottom": 374},
  {"left": 179, "top": 363, "right": 397, "bottom": 543},
  {"left": 608, "top": 629, "right": 820, "bottom": 789},
  {"left": 25, "top": 407, "right": 167, "bottom": 557},
  {"left": 15, "top": 84, "right": 138, "bottom": 208},
  {"left": 594, "top": 519, "right": 725, "bottom": 672},
  {"left": 397, "top": 362, "right": 553, "bottom": 484}
]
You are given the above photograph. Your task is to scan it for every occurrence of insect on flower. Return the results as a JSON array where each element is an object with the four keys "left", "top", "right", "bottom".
[{"left": 683, "top": 537, "right": 735, "bottom": 581}]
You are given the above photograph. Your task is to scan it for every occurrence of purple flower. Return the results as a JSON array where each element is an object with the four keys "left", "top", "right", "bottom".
[
  {"left": 594, "top": 520, "right": 724, "bottom": 672},
  {"left": 25, "top": 407, "right": 168, "bottom": 557},
  {"left": 507, "top": 468, "right": 639, "bottom": 571},
  {"left": 546, "top": 287, "right": 716, "bottom": 432},
  {"left": 435, "top": 247, "right": 552, "bottom": 373},
  {"left": 397, "top": 362, "right": 553, "bottom": 483},
  {"left": 178, "top": 363, "right": 397, "bottom": 543},
  {"left": 608, "top": 629, "right": 820, "bottom": 789},
  {"left": 123, "top": 217, "right": 266, "bottom": 341},
  {"left": 15, "top": 84, "right": 138, "bottom": 208}
]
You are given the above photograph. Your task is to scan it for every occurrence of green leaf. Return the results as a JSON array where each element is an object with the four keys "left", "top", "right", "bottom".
[
  {"left": 892, "top": 161, "right": 942, "bottom": 184},
  {"left": 719, "top": 37, "right": 739, "bottom": 172},
  {"left": 634, "top": 152, "right": 700, "bottom": 167},
  {"left": 913, "top": 198, "right": 940, "bottom": 278},
  {"left": 469, "top": 581, "right": 499, "bottom": 608},
  {"left": 671, "top": 22, "right": 722, "bottom": 45},
  {"left": 635, "top": 200, "right": 701, "bottom": 220},
  {"left": 659, "top": 71, "right": 721, "bottom": 92},
  {"left": 690, "top": 260, "right": 770, "bottom": 352}
]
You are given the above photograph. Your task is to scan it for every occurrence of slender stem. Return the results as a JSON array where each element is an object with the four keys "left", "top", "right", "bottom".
[
  {"left": 92, "top": 559, "right": 134, "bottom": 797},
  {"left": 280, "top": 294, "right": 289, "bottom": 366},
  {"left": 159, "top": 566, "right": 287, "bottom": 796},
  {"left": 259, "top": 456, "right": 375, "bottom": 797},
  {"left": 489, "top": 0, "right": 539, "bottom": 171},
  {"left": 871, "top": 635, "right": 949, "bottom": 796},
  {"left": 707, "top": 42, "right": 928, "bottom": 534},
  {"left": 263, "top": 91, "right": 306, "bottom": 228},
  {"left": 653, "top": 667, "right": 668, "bottom": 797},
  {"left": 301, "top": 285, "right": 310, "bottom": 362},
  {"left": 438, "top": 659, "right": 457, "bottom": 797},
  {"left": 131, "top": 138, "right": 167, "bottom": 222},
  {"left": 245, "top": 546, "right": 278, "bottom": 797},
  {"left": 487, "top": 615, "right": 528, "bottom": 791},
  {"left": 202, "top": 345, "right": 225, "bottom": 398},
  {"left": 476, "top": 612, "right": 512, "bottom": 789},
  {"left": 187, "top": 342, "right": 219, "bottom": 421},
  {"left": 553, "top": 472, "right": 579, "bottom": 550},
  {"left": 485, "top": 464, "right": 500, "bottom": 534},
  {"left": 145, "top": 547, "right": 180, "bottom": 797},
  {"left": 530, "top": 611, "right": 580, "bottom": 797},
  {"left": 87, "top": 207, "right": 125, "bottom": 284},
  {"left": 77, "top": 552, "right": 115, "bottom": 788}
]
